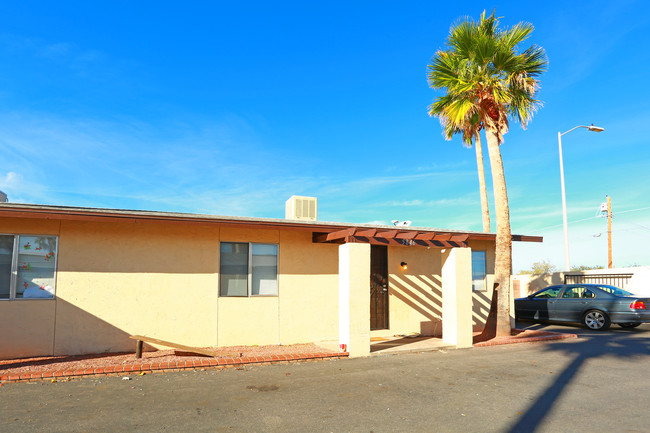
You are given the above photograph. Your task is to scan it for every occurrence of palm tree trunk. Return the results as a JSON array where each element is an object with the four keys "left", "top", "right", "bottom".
[
  {"left": 483, "top": 128, "right": 513, "bottom": 337},
  {"left": 474, "top": 130, "right": 491, "bottom": 232}
]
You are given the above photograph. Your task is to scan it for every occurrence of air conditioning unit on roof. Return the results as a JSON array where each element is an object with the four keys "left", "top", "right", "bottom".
[{"left": 285, "top": 196, "right": 317, "bottom": 221}]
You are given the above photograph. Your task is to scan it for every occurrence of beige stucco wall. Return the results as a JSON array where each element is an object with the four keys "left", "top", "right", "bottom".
[
  {"left": 339, "top": 243, "right": 371, "bottom": 357},
  {"left": 369, "top": 246, "right": 444, "bottom": 339},
  {"left": 215, "top": 229, "right": 340, "bottom": 348},
  {"left": 0, "top": 217, "right": 342, "bottom": 359},
  {"left": 441, "top": 247, "right": 473, "bottom": 347},
  {"left": 370, "top": 240, "right": 496, "bottom": 339},
  {"left": 1, "top": 213, "right": 497, "bottom": 359},
  {"left": 216, "top": 226, "right": 280, "bottom": 347},
  {"left": 278, "top": 231, "right": 339, "bottom": 348},
  {"left": 0, "top": 299, "right": 56, "bottom": 358},
  {"left": 55, "top": 219, "right": 221, "bottom": 355}
]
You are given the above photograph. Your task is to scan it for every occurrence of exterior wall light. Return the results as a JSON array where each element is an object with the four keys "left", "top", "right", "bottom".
[{"left": 400, "top": 262, "right": 408, "bottom": 270}]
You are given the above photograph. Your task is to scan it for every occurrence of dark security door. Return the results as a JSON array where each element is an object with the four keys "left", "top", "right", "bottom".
[{"left": 370, "top": 245, "right": 389, "bottom": 330}]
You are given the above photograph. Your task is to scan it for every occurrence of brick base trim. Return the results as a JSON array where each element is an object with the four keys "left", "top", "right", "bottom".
[{"left": 1, "top": 352, "right": 350, "bottom": 383}]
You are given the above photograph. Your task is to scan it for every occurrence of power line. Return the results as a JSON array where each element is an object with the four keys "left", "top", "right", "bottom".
[
  {"left": 613, "top": 214, "right": 650, "bottom": 233},
  {"left": 520, "top": 205, "right": 649, "bottom": 234},
  {"left": 532, "top": 215, "right": 599, "bottom": 232},
  {"left": 616, "top": 206, "right": 650, "bottom": 215}
]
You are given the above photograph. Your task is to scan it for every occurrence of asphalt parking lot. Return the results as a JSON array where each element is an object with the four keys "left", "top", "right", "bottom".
[{"left": 2, "top": 322, "right": 649, "bottom": 433}]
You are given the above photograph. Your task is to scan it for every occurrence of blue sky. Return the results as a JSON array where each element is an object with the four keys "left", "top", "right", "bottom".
[{"left": 0, "top": 1, "right": 648, "bottom": 272}]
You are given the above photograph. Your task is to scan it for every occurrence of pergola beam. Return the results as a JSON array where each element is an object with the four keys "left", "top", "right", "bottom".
[
  {"left": 311, "top": 227, "right": 532, "bottom": 249},
  {"left": 342, "top": 236, "right": 467, "bottom": 249},
  {"left": 375, "top": 230, "right": 398, "bottom": 238},
  {"left": 312, "top": 227, "right": 472, "bottom": 248},
  {"left": 395, "top": 231, "right": 418, "bottom": 240}
]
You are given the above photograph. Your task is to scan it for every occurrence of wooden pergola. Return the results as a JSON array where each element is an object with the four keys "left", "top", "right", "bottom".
[
  {"left": 313, "top": 228, "right": 471, "bottom": 248},
  {"left": 313, "top": 227, "right": 541, "bottom": 248}
]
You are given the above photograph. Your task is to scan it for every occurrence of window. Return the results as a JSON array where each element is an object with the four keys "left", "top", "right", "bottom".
[
  {"left": 219, "top": 242, "right": 278, "bottom": 297},
  {"left": 598, "top": 285, "right": 632, "bottom": 297},
  {"left": 0, "top": 234, "right": 58, "bottom": 300},
  {"left": 471, "top": 250, "right": 487, "bottom": 291},
  {"left": 533, "top": 286, "right": 562, "bottom": 299},
  {"left": 562, "top": 286, "right": 595, "bottom": 299}
]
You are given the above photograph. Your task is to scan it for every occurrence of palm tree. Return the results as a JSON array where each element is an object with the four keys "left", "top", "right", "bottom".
[
  {"left": 428, "top": 11, "right": 547, "bottom": 336},
  {"left": 430, "top": 104, "right": 491, "bottom": 233}
]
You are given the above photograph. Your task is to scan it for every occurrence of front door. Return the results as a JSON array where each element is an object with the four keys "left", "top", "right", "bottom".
[{"left": 370, "top": 245, "right": 389, "bottom": 330}]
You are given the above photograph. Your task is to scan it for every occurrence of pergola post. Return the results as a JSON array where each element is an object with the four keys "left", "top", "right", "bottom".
[
  {"left": 338, "top": 243, "right": 371, "bottom": 358},
  {"left": 441, "top": 247, "right": 473, "bottom": 348}
]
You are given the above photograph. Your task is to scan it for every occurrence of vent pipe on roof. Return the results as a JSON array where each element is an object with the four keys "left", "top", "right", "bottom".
[{"left": 285, "top": 196, "right": 317, "bottom": 221}]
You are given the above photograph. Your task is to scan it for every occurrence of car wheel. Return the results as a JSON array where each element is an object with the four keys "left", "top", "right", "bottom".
[
  {"left": 619, "top": 323, "right": 641, "bottom": 329},
  {"left": 583, "top": 310, "right": 611, "bottom": 330}
]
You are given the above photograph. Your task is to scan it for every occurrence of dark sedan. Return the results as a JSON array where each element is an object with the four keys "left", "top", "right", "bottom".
[{"left": 515, "top": 284, "right": 650, "bottom": 330}]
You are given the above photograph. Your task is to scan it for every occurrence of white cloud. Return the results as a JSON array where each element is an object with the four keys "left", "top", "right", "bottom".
[
  {"left": 381, "top": 196, "right": 477, "bottom": 208},
  {"left": 0, "top": 171, "right": 22, "bottom": 188}
]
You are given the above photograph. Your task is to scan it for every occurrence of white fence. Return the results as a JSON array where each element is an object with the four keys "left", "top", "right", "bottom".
[{"left": 513, "top": 266, "right": 650, "bottom": 298}]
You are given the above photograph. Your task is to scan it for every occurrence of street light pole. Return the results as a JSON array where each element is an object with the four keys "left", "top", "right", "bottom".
[
  {"left": 558, "top": 124, "right": 604, "bottom": 271},
  {"left": 607, "top": 195, "right": 613, "bottom": 269},
  {"left": 558, "top": 131, "right": 570, "bottom": 271}
]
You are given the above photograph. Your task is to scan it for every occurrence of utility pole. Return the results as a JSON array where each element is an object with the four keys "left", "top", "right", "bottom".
[{"left": 607, "top": 195, "right": 613, "bottom": 269}]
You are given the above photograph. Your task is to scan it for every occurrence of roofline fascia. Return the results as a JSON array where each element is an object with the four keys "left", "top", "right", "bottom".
[{"left": 0, "top": 203, "right": 542, "bottom": 243}]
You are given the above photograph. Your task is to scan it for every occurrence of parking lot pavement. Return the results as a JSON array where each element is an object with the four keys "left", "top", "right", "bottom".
[
  {"left": 515, "top": 319, "right": 650, "bottom": 338},
  {"left": 2, "top": 324, "right": 650, "bottom": 433}
]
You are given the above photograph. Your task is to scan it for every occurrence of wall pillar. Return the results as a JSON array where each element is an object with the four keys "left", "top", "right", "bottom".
[
  {"left": 441, "top": 247, "right": 473, "bottom": 348},
  {"left": 339, "top": 243, "right": 370, "bottom": 357}
]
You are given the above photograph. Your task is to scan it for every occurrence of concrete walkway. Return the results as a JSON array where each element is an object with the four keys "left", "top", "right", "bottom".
[{"left": 370, "top": 329, "right": 577, "bottom": 355}]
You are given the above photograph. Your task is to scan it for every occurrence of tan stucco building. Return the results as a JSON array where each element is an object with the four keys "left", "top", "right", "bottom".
[{"left": 0, "top": 201, "right": 540, "bottom": 360}]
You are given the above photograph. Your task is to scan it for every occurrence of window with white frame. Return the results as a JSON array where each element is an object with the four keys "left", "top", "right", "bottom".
[
  {"left": 0, "top": 234, "right": 58, "bottom": 300},
  {"left": 471, "top": 250, "right": 487, "bottom": 292},
  {"left": 219, "top": 242, "right": 278, "bottom": 297}
]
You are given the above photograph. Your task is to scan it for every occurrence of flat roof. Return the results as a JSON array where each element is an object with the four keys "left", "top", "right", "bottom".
[{"left": 0, "top": 202, "right": 542, "bottom": 243}]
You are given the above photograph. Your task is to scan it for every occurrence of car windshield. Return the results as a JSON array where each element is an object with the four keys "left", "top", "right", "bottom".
[{"left": 596, "top": 285, "right": 634, "bottom": 297}]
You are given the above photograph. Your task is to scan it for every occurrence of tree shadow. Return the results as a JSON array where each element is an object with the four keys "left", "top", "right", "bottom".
[
  {"left": 506, "top": 325, "right": 650, "bottom": 432},
  {"left": 475, "top": 285, "right": 500, "bottom": 341},
  {"left": 472, "top": 290, "right": 491, "bottom": 331}
]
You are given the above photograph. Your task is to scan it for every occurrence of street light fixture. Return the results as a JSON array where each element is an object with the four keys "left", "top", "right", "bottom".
[{"left": 558, "top": 124, "right": 605, "bottom": 271}]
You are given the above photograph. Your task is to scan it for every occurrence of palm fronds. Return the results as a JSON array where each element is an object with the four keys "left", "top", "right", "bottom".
[{"left": 427, "top": 9, "right": 548, "bottom": 142}]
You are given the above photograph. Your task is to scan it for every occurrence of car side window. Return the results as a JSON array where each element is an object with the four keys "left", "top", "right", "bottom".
[
  {"left": 562, "top": 287, "right": 582, "bottom": 298},
  {"left": 562, "top": 286, "right": 594, "bottom": 298},
  {"left": 597, "top": 285, "right": 632, "bottom": 296},
  {"left": 534, "top": 287, "right": 562, "bottom": 299}
]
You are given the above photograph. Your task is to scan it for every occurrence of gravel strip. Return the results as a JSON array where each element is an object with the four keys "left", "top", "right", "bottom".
[{"left": 0, "top": 343, "right": 334, "bottom": 376}]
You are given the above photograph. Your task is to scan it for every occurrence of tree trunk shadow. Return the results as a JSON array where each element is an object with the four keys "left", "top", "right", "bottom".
[{"left": 474, "top": 285, "right": 499, "bottom": 343}]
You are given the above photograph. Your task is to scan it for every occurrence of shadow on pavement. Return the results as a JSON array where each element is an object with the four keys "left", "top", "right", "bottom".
[{"left": 507, "top": 322, "right": 650, "bottom": 433}]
